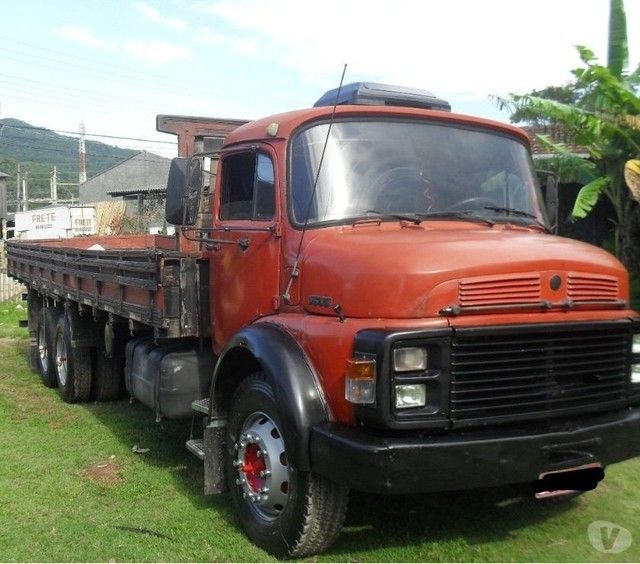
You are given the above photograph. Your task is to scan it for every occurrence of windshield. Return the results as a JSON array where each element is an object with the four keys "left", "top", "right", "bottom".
[{"left": 290, "top": 119, "right": 547, "bottom": 227}]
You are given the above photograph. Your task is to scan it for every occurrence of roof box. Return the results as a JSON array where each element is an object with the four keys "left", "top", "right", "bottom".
[{"left": 314, "top": 82, "right": 451, "bottom": 111}]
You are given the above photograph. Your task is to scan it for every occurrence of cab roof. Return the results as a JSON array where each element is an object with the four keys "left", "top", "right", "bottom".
[{"left": 222, "top": 104, "right": 532, "bottom": 149}]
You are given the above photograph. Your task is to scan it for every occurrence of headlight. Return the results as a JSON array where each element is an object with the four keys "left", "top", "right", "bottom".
[
  {"left": 393, "top": 347, "right": 427, "bottom": 372},
  {"left": 395, "top": 384, "right": 427, "bottom": 409},
  {"left": 632, "top": 332, "right": 640, "bottom": 385}
]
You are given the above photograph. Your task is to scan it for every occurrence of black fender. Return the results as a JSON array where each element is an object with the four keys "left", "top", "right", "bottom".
[{"left": 210, "top": 322, "right": 329, "bottom": 470}]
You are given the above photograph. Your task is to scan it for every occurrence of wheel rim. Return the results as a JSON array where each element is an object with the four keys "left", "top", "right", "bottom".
[
  {"left": 37, "top": 323, "right": 48, "bottom": 373},
  {"left": 55, "top": 330, "right": 68, "bottom": 387},
  {"left": 234, "top": 412, "right": 290, "bottom": 519}
]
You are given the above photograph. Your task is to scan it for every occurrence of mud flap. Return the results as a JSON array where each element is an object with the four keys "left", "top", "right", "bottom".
[{"left": 203, "top": 419, "right": 227, "bottom": 495}]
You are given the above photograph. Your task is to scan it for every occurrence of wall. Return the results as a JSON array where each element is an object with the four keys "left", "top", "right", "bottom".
[{"left": 79, "top": 151, "right": 171, "bottom": 213}]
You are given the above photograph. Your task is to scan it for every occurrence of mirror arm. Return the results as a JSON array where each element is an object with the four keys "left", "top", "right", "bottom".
[{"left": 180, "top": 226, "right": 235, "bottom": 245}]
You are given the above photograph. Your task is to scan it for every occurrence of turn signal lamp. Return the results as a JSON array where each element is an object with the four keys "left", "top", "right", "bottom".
[{"left": 345, "top": 357, "right": 376, "bottom": 405}]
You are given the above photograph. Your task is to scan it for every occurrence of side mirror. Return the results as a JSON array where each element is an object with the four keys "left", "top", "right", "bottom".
[
  {"left": 165, "top": 158, "right": 188, "bottom": 225},
  {"left": 165, "top": 157, "right": 203, "bottom": 226},
  {"left": 537, "top": 170, "right": 558, "bottom": 234},
  {"left": 184, "top": 158, "right": 203, "bottom": 226}
]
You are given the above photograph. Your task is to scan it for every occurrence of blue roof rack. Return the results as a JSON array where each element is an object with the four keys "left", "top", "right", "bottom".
[{"left": 314, "top": 82, "right": 451, "bottom": 111}]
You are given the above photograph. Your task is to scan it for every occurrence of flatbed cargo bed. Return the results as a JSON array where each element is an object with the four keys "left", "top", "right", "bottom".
[{"left": 7, "top": 235, "right": 209, "bottom": 339}]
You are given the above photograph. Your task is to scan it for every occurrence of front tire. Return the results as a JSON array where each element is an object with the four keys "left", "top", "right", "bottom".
[{"left": 225, "top": 373, "right": 349, "bottom": 558}]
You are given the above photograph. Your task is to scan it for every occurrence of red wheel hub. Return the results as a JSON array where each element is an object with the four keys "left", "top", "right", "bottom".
[{"left": 243, "top": 443, "right": 266, "bottom": 493}]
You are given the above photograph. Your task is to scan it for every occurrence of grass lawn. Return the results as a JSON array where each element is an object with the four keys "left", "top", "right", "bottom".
[{"left": 0, "top": 303, "right": 639, "bottom": 562}]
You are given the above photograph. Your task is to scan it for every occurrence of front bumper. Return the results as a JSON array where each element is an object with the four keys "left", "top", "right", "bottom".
[{"left": 309, "top": 408, "right": 640, "bottom": 494}]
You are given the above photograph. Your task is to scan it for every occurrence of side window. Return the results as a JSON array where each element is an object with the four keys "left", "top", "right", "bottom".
[{"left": 219, "top": 152, "right": 275, "bottom": 221}]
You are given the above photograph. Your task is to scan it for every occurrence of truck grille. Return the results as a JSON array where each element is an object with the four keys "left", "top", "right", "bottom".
[{"left": 450, "top": 323, "right": 629, "bottom": 425}]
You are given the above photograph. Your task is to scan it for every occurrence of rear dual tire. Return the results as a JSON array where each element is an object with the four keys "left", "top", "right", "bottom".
[
  {"left": 54, "top": 315, "right": 92, "bottom": 403},
  {"left": 36, "top": 307, "right": 59, "bottom": 388},
  {"left": 92, "top": 320, "right": 124, "bottom": 401}
]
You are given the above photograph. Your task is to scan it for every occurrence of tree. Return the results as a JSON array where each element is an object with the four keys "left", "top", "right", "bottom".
[{"left": 496, "top": 0, "right": 640, "bottom": 272}]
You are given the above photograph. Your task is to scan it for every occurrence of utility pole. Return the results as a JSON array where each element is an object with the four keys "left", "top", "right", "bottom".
[
  {"left": 79, "top": 121, "right": 87, "bottom": 184},
  {"left": 51, "top": 166, "right": 58, "bottom": 205},
  {"left": 20, "top": 167, "right": 28, "bottom": 211},
  {"left": 16, "top": 164, "right": 22, "bottom": 211}
]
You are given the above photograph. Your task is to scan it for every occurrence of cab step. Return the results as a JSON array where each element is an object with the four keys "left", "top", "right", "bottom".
[
  {"left": 186, "top": 438, "right": 205, "bottom": 460},
  {"left": 192, "top": 398, "right": 210, "bottom": 415}
]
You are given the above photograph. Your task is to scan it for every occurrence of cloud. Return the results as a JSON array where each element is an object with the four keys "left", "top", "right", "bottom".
[
  {"left": 124, "top": 39, "right": 191, "bottom": 65},
  {"left": 201, "top": 0, "right": 623, "bottom": 100},
  {"left": 134, "top": 2, "right": 187, "bottom": 32},
  {"left": 58, "top": 25, "right": 118, "bottom": 52}
]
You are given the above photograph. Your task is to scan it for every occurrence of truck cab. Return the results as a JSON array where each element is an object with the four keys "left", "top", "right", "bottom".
[{"left": 158, "top": 83, "right": 640, "bottom": 557}]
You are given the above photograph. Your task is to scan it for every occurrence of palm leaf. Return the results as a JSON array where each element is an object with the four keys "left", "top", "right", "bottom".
[
  {"left": 572, "top": 176, "right": 610, "bottom": 218},
  {"left": 608, "top": 0, "right": 629, "bottom": 78}
]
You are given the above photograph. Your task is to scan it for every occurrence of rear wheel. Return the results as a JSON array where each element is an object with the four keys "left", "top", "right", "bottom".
[
  {"left": 54, "top": 315, "right": 92, "bottom": 403},
  {"left": 26, "top": 291, "right": 41, "bottom": 373},
  {"left": 92, "top": 320, "right": 124, "bottom": 401},
  {"left": 36, "top": 307, "right": 59, "bottom": 388},
  {"left": 225, "top": 372, "right": 349, "bottom": 558}
]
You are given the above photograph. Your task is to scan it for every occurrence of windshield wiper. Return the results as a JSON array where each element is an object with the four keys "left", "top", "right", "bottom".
[
  {"left": 353, "top": 210, "right": 495, "bottom": 227},
  {"left": 483, "top": 206, "right": 549, "bottom": 231},
  {"left": 414, "top": 211, "right": 495, "bottom": 226},
  {"left": 483, "top": 206, "right": 536, "bottom": 219},
  {"left": 353, "top": 211, "right": 422, "bottom": 225}
]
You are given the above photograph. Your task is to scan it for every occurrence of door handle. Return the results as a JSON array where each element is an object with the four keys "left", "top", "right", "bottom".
[{"left": 238, "top": 237, "right": 250, "bottom": 251}]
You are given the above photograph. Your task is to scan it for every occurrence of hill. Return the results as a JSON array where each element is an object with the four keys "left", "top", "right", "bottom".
[{"left": 0, "top": 118, "right": 137, "bottom": 209}]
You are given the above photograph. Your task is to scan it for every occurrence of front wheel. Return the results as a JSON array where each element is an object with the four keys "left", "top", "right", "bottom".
[{"left": 225, "top": 373, "right": 349, "bottom": 558}]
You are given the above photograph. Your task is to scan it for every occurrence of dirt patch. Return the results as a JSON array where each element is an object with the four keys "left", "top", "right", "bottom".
[
  {"left": 48, "top": 412, "right": 78, "bottom": 429},
  {"left": 86, "top": 458, "right": 123, "bottom": 485},
  {"left": 0, "top": 337, "right": 27, "bottom": 345}
]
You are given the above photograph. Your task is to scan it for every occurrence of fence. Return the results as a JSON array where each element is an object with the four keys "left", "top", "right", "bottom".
[{"left": 0, "top": 242, "right": 26, "bottom": 302}]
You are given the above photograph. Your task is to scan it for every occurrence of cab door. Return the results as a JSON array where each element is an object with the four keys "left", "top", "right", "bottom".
[{"left": 210, "top": 149, "right": 280, "bottom": 351}]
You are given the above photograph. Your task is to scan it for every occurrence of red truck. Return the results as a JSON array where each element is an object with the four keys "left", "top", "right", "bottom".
[{"left": 8, "top": 83, "right": 640, "bottom": 558}]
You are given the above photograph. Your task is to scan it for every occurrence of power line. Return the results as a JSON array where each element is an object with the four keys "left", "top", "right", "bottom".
[
  {"left": 0, "top": 35, "right": 302, "bottom": 111},
  {"left": 1, "top": 122, "right": 177, "bottom": 146},
  {"left": 0, "top": 76, "right": 154, "bottom": 114}
]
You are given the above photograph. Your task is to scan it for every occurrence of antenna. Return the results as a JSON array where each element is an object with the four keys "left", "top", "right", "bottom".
[{"left": 282, "top": 64, "right": 348, "bottom": 304}]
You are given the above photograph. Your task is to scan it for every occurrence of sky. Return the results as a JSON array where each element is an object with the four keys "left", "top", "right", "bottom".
[{"left": 0, "top": 0, "right": 638, "bottom": 162}]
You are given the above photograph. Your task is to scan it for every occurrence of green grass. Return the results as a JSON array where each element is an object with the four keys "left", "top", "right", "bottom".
[
  {"left": 0, "top": 306, "right": 639, "bottom": 562},
  {"left": 0, "top": 300, "right": 28, "bottom": 339}
]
